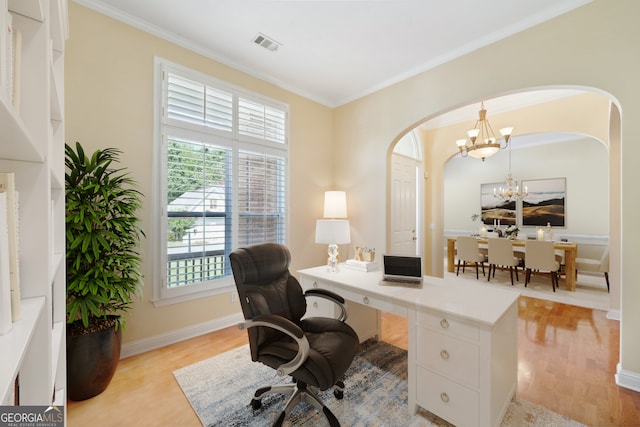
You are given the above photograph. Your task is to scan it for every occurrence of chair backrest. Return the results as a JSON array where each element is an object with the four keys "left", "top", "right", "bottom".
[
  {"left": 525, "top": 240, "right": 558, "bottom": 271},
  {"left": 229, "top": 243, "right": 307, "bottom": 360},
  {"left": 457, "top": 236, "right": 481, "bottom": 262},
  {"left": 576, "top": 244, "right": 609, "bottom": 272},
  {"left": 600, "top": 246, "right": 610, "bottom": 271},
  {"left": 488, "top": 238, "right": 517, "bottom": 266}
]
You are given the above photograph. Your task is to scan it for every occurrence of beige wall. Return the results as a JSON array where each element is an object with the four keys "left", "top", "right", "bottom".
[
  {"left": 443, "top": 136, "right": 609, "bottom": 235},
  {"left": 66, "top": 1, "right": 640, "bottom": 388},
  {"left": 333, "top": 1, "right": 639, "bottom": 385},
  {"left": 65, "top": 3, "right": 333, "bottom": 345}
]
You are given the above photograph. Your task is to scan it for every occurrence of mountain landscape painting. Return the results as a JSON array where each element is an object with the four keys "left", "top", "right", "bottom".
[
  {"left": 481, "top": 182, "right": 516, "bottom": 226},
  {"left": 522, "top": 177, "right": 566, "bottom": 227}
]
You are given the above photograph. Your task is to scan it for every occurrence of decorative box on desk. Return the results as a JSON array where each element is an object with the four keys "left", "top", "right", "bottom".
[{"left": 344, "top": 259, "right": 378, "bottom": 272}]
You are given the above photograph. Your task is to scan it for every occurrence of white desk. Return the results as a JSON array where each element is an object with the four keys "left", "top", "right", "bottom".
[{"left": 298, "top": 265, "right": 519, "bottom": 427}]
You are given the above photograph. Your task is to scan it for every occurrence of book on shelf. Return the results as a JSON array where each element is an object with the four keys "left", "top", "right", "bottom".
[
  {"left": 10, "top": 24, "right": 20, "bottom": 110},
  {"left": 0, "top": 192, "right": 11, "bottom": 335},
  {"left": 4, "top": 11, "right": 11, "bottom": 104},
  {"left": 0, "top": 172, "right": 20, "bottom": 322},
  {"left": 1, "top": 11, "right": 21, "bottom": 109},
  {"left": 344, "top": 259, "right": 378, "bottom": 272}
]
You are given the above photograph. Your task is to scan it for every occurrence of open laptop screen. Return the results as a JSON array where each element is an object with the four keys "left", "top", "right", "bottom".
[{"left": 382, "top": 255, "right": 422, "bottom": 281}]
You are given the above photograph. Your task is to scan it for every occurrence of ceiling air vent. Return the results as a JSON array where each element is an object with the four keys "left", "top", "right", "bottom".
[{"left": 253, "top": 33, "right": 280, "bottom": 52}]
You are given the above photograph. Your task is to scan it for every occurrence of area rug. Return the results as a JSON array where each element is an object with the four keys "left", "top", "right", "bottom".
[{"left": 174, "top": 341, "right": 584, "bottom": 427}]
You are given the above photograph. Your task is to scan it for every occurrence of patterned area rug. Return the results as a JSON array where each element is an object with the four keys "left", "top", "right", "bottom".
[{"left": 174, "top": 341, "right": 584, "bottom": 427}]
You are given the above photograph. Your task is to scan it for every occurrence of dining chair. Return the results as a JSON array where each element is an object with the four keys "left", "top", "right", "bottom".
[
  {"left": 575, "top": 246, "right": 610, "bottom": 292},
  {"left": 487, "top": 238, "right": 520, "bottom": 286},
  {"left": 524, "top": 240, "right": 560, "bottom": 291},
  {"left": 456, "top": 236, "right": 486, "bottom": 279}
]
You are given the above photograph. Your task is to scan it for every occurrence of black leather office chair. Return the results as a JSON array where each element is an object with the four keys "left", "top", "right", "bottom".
[{"left": 229, "top": 243, "right": 359, "bottom": 427}]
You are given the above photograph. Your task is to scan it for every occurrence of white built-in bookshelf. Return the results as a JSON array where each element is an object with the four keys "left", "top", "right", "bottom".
[{"left": 0, "top": 0, "right": 68, "bottom": 407}]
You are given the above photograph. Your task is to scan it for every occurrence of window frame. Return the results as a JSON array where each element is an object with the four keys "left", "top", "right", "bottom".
[{"left": 152, "top": 58, "right": 289, "bottom": 306}]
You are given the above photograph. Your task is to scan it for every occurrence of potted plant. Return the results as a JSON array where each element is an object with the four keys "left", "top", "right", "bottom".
[{"left": 65, "top": 141, "right": 145, "bottom": 400}]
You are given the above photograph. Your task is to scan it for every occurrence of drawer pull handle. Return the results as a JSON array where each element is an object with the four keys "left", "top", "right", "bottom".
[
  {"left": 313, "top": 281, "right": 319, "bottom": 288},
  {"left": 363, "top": 296, "right": 370, "bottom": 304},
  {"left": 440, "top": 349, "right": 450, "bottom": 360},
  {"left": 313, "top": 302, "right": 318, "bottom": 308},
  {"left": 440, "top": 392, "right": 450, "bottom": 403},
  {"left": 440, "top": 318, "right": 450, "bottom": 329}
]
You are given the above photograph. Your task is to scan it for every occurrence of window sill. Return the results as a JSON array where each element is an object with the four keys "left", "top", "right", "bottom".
[{"left": 152, "top": 283, "right": 236, "bottom": 307}]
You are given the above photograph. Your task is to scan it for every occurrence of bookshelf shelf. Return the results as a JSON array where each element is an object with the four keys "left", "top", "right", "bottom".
[
  {"left": 0, "top": 0, "right": 68, "bottom": 408},
  {"left": 0, "top": 97, "right": 42, "bottom": 163},
  {"left": 7, "top": 0, "right": 43, "bottom": 22},
  {"left": 0, "top": 297, "right": 44, "bottom": 404}
]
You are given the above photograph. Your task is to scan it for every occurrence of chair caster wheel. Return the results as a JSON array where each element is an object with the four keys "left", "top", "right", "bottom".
[
  {"left": 334, "top": 389, "right": 344, "bottom": 400},
  {"left": 251, "top": 399, "right": 262, "bottom": 410}
]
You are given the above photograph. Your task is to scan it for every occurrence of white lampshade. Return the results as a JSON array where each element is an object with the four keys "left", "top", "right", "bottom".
[
  {"left": 323, "top": 191, "right": 347, "bottom": 218},
  {"left": 315, "top": 219, "right": 351, "bottom": 244}
]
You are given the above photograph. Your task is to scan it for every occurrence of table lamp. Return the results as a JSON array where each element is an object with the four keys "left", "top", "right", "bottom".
[{"left": 315, "top": 191, "right": 350, "bottom": 272}]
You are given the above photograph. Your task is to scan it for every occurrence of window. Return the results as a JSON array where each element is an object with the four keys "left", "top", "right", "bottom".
[{"left": 154, "top": 59, "right": 288, "bottom": 304}]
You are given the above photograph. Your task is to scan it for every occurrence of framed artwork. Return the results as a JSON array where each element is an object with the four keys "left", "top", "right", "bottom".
[
  {"left": 480, "top": 182, "right": 516, "bottom": 226},
  {"left": 521, "top": 177, "right": 566, "bottom": 227}
]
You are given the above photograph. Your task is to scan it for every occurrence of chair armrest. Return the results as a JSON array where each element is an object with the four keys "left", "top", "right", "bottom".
[
  {"left": 304, "top": 288, "right": 349, "bottom": 322},
  {"left": 238, "top": 314, "right": 310, "bottom": 377}
]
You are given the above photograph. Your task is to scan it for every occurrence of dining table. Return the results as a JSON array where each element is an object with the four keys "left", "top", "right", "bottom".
[{"left": 446, "top": 237, "right": 579, "bottom": 291}]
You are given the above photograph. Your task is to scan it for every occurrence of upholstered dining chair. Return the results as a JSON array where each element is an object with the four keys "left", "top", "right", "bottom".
[
  {"left": 487, "top": 238, "right": 520, "bottom": 286},
  {"left": 524, "top": 240, "right": 560, "bottom": 292},
  {"left": 575, "top": 246, "right": 610, "bottom": 292},
  {"left": 229, "top": 243, "right": 360, "bottom": 427},
  {"left": 456, "top": 236, "right": 486, "bottom": 279}
]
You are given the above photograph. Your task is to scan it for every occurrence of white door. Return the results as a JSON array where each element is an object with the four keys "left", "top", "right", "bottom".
[{"left": 390, "top": 154, "right": 418, "bottom": 255}]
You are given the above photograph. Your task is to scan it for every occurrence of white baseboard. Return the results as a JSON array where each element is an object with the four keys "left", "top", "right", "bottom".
[
  {"left": 607, "top": 309, "right": 621, "bottom": 321},
  {"left": 615, "top": 363, "right": 640, "bottom": 392},
  {"left": 120, "top": 312, "right": 244, "bottom": 359}
]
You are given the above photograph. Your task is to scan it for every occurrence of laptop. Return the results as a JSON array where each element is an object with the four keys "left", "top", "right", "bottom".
[{"left": 379, "top": 254, "right": 423, "bottom": 288}]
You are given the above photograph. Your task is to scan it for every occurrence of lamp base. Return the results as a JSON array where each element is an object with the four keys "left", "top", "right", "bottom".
[{"left": 327, "top": 243, "right": 339, "bottom": 272}]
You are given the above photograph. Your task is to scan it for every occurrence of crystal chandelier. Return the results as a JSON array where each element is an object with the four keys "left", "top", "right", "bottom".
[
  {"left": 494, "top": 140, "right": 528, "bottom": 201},
  {"left": 455, "top": 102, "right": 513, "bottom": 161}
]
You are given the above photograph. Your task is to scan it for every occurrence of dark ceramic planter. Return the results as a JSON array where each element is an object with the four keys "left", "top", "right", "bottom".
[{"left": 66, "top": 319, "right": 123, "bottom": 401}]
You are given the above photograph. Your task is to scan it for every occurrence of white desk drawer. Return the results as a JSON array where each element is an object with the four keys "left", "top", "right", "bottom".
[
  {"left": 417, "top": 327, "right": 479, "bottom": 388},
  {"left": 337, "top": 287, "right": 408, "bottom": 317},
  {"left": 300, "top": 277, "right": 332, "bottom": 292},
  {"left": 300, "top": 278, "right": 336, "bottom": 318},
  {"left": 417, "top": 310, "right": 479, "bottom": 342},
  {"left": 417, "top": 367, "right": 479, "bottom": 427},
  {"left": 304, "top": 297, "right": 334, "bottom": 318}
]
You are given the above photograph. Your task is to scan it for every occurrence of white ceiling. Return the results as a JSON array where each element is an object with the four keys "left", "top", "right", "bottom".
[{"left": 74, "top": 0, "right": 592, "bottom": 108}]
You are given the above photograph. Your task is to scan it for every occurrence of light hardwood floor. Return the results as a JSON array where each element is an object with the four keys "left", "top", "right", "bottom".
[{"left": 67, "top": 296, "right": 639, "bottom": 426}]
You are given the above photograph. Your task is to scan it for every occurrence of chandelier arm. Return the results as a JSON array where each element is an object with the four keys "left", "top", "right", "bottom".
[{"left": 485, "top": 119, "right": 498, "bottom": 141}]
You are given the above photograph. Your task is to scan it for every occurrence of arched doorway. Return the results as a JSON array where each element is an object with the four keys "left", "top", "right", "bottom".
[{"left": 387, "top": 88, "right": 620, "bottom": 316}]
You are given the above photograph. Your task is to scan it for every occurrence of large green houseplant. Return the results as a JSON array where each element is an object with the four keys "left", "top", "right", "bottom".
[{"left": 65, "top": 141, "right": 145, "bottom": 400}]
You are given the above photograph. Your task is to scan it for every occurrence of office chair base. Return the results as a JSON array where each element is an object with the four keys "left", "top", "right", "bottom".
[{"left": 252, "top": 381, "right": 342, "bottom": 427}]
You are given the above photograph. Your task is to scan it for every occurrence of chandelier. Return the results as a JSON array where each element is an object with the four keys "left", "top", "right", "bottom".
[
  {"left": 494, "top": 140, "right": 528, "bottom": 201},
  {"left": 455, "top": 102, "right": 513, "bottom": 161}
]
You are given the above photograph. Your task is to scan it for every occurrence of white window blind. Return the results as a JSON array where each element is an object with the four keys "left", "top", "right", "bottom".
[
  {"left": 167, "top": 73, "right": 233, "bottom": 132},
  {"left": 237, "top": 150, "right": 286, "bottom": 246},
  {"left": 238, "top": 98, "right": 286, "bottom": 143},
  {"left": 156, "top": 60, "right": 288, "bottom": 300}
]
